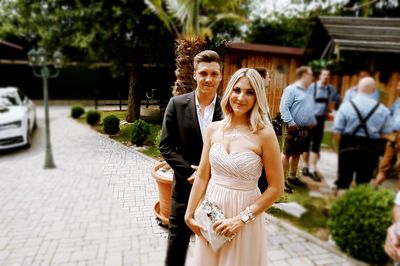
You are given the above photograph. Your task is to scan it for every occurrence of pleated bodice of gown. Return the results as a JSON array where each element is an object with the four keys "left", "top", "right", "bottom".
[
  {"left": 191, "top": 142, "right": 268, "bottom": 266},
  {"left": 209, "top": 142, "right": 263, "bottom": 190}
]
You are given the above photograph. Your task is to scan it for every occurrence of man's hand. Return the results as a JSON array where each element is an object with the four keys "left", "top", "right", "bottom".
[
  {"left": 187, "top": 165, "right": 198, "bottom": 184},
  {"left": 288, "top": 124, "right": 299, "bottom": 133},
  {"left": 384, "top": 223, "right": 400, "bottom": 261}
]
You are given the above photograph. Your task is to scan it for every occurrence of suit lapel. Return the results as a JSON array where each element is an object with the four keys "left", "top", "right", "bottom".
[
  {"left": 213, "top": 96, "right": 224, "bottom": 121},
  {"left": 186, "top": 91, "right": 203, "bottom": 142}
]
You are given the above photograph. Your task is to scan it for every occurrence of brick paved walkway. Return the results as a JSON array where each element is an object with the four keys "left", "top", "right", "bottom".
[{"left": 0, "top": 106, "right": 366, "bottom": 266}]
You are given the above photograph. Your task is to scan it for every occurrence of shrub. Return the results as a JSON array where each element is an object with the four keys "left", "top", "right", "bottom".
[
  {"left": 86, "top": 110, "right": 100, "bottom": 126},
  {"left": 131, "top": 119, "right": 150, "bottom": 146},
  {"left": 328, "top": 185, "right": 394, "bottom": 263},
  {"left": 154, "top": 129, "right": 162, "bottom": 147},
  {"left": 71, "top": 105, "right": 85, "bottom": 119},
  {"left": 103, "top": 115, "right": 120, "bottom": 135}
]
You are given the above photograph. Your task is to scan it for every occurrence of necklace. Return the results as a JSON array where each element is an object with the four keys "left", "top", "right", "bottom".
[
  {"left": 232, "top": 128, "right": 241, "bottom": 138},
  {"left": 229, "top": 126, "right": 251, "bottom": 138}
]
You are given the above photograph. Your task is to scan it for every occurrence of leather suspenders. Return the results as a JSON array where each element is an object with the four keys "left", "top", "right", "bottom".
[
  {"left": 313, "top": 83, "right": 331, "bottom": 104},
  {"left": 349, "top": 100, "right": 380, "bottom": 138}
]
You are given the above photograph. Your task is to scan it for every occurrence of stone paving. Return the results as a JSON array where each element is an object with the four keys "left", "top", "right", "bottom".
[{"left": 0, "top": 106, "right": 367, "bottom": 265}]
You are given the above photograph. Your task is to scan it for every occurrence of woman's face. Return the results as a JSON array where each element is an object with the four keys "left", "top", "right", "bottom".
[{"left": 229, "top": 76, "right": 256, "bottom": 116}]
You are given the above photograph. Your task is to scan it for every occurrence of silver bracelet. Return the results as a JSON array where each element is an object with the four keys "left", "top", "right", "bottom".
[{"left": 246, "top": 206, "right": 255, "bottom": 221}]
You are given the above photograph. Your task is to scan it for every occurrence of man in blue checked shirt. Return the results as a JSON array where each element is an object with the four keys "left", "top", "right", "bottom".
[
  {"left": 390, "top": 82, "right": 400, "bottom": 115},
  {"left": 303, "top": 68, "right": 341, "bottom": 182},
  {"left": 375, "top": 81, "right": 400, "bottom": 186},
  {"left": 280, "top": 66, "right": 316, "bottom": 193},
  {"left": 332, "top": 77, "right": 392, "bottom": 193}
]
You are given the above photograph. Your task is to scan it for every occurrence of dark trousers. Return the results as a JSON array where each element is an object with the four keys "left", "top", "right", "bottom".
[
  {"left": 165, "top": 180, "right": 192, "bottom": 266},
  {"left": 336, "top": 135, "right": 380, "bottom": 189},
  {"left": 310, "top": 115, "right": 325, "bottom": 153}
]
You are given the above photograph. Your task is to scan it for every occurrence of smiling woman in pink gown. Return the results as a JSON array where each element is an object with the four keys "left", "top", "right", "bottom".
[{"left": 185, "top": 68, "right": 284, "bottom": 266}]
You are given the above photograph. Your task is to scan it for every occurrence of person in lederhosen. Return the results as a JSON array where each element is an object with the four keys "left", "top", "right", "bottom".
[
  {"left": 302, "top": 68, "right": 341, "bottom": 181},
  {"left": 332, "top": 77, "right": 392, "bottom": 194}
]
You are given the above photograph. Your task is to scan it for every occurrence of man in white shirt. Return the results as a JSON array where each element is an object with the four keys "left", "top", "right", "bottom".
[{"left": 160, "top": 50, "right": 224, "bottom": 266}]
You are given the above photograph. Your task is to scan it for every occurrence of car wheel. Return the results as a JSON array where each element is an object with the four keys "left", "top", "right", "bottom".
[
  {"left": 33, "top": 116, "right": 37, "bottom": 131},
  {"left": 25, "top": 127, "right": 32, "bottom": 149}
]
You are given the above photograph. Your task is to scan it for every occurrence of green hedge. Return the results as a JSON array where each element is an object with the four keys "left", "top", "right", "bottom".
[
  {"left": 86, "top": 110, "right": 100, "bottom": 126},
  {"left": 71, "top": 105, "right": 85, "bottom": 119},
  {"left": 103, "top": 115, "right": 120, "bottom": 135},
  {"left": 131, "top": 119, "right": 150, "bottom": 147},
  {"left": 328, "top": 185, "right": 394, "bottom": 263}
]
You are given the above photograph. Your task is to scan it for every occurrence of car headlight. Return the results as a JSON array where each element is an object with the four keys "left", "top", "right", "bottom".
[{"left": 0, "top": 121, "right": 22, "bottom": 131}]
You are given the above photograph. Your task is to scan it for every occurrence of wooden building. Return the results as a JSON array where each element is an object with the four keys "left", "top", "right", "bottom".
[
  {"left": 223, "top": 42, "right": 304, "bottom": 117},
  {"left": 306, "top": 16, "right": 400, "bottom": 106},
  {"left": 0, "top": 39, "right": 24, "bottom": 61}
]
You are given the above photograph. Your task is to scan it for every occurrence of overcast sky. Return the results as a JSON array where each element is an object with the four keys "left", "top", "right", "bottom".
[{"left": 250, "top": 0, "right": 349, "bottom": 18}]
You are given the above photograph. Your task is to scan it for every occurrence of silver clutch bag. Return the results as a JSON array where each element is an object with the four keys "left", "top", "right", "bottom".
[{"left": 194, "top": 198, "right": 235, "bottom": 251}]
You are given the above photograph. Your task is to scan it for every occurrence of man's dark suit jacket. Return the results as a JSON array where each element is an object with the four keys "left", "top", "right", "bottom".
[{"left": 159, "top": 91, "right": 224, "bottom": 210}]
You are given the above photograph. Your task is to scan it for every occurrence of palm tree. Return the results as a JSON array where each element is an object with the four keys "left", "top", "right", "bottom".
[{"left": 145, "top": 0, "right": 247, "bottom": 95}]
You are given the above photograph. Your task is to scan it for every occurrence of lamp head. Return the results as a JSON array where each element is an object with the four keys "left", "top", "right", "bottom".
[
  {"left": 27, "top": 48, "right": 38, "bottom": 67},
  {"left": 37, "top": 48, "right": 47, "bottom": 66},
  {"left": 53, "top": 51, "right": 63, "bottom": 69}
]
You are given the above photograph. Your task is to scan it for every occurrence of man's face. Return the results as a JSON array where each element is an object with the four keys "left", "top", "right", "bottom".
[
  {"left": 319, "top": 70, "right": 330, "bottom": 85},
  {"left": 193, "top": 62, "right": 222, "bottom": 96}
]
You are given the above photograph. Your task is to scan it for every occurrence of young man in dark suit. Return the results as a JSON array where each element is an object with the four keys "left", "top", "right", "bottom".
[{"left": 159, "top": 50, "right": 224, "bottom": 266}]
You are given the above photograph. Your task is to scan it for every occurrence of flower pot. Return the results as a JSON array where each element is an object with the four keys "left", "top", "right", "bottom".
[{"left": 152, "top": 161, "right": 173, "bottom": 226}]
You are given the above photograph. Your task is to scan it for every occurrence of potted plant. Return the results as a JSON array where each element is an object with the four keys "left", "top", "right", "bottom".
[{"left": 152, "top": 161, "right": 173, "bottom": 226}]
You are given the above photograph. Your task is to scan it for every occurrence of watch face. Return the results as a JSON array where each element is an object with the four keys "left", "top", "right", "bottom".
[{"left": 241, "top": 212, "right": 249, "bottom": 222}]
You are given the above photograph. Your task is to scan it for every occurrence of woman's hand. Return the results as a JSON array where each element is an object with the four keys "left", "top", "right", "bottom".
[
  {"left": 213, "top": 215, "right": 243, "bottom": 239},
  {"left": 185, "top": 215, "right": 207, "bottom": 237},
  {"left": 384, "top": 223, "right": 400, "bottom": 261}
]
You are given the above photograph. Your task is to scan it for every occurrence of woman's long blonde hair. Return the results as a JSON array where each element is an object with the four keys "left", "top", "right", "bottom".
[{"left": 221, "top": 68, "right": 272, "bottom": 132}]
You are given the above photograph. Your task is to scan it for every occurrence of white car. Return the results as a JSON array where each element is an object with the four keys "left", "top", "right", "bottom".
[{"left": 0, "top": 87, "right": 36, "bottom": 150}]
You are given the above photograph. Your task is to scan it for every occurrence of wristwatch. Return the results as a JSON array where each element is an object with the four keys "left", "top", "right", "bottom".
[
  {"left": 240, "top": 211, "right": 250, "bottom": 224},
  {"left": 246, "top": 206, "right": 256, "bottom": 221}
]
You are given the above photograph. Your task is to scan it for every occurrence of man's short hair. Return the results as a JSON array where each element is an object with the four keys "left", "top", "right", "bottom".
[
  {"left": 358, "top": 69, "right": 371, "bottom": 78},
  {"left": 255, "top": 67, "right": 267, "bottom": 79},
  {"left": 296, "top": 66, "right": 312, "bottom": 79},
  {"left": 193, "top": 50, "right": 222, "bottom": 71},
  {"left": 320, "top": 68, "right": 330, "bottom": 74}
]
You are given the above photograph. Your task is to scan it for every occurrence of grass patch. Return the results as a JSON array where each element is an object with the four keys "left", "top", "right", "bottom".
[
  {"left": 273, "top": 131, "right": 336, "bottom": 238},
  {"left": 321, "top": 131, "right": 337, "bottom": 151},
  {"left": 268, "top": 186, "right": 334, "bottom": 237},
  {"left": 78, "top": 110, "right": 162, "bottom": 159}
]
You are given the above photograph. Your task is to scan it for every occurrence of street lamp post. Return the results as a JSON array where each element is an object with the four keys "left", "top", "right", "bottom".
[{"left": 27, "top": 48, "right": 63, "bottom": 169}]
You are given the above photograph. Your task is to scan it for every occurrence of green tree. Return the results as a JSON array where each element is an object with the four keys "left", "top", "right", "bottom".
[
  {"left": 0, "top": 0, "right": 175, "bottom": 122},
  {"left": 340, "top": 0, "right": 400, "bottom": 17},
  {"left": 245, "top": 15, "right": 315, "bottom": 48}
]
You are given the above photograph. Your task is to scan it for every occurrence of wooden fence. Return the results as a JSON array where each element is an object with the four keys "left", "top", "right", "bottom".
[
  {"left": 222, "top": 43, "right": 303, "bottom": 117},
  {"left": 331, "top": 72, "right": 400, "bottom": 107}
]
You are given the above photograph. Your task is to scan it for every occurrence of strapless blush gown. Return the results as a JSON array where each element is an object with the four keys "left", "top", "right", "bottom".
[{"left": 192, "top": 143, "right": 267, "bottom": 266}]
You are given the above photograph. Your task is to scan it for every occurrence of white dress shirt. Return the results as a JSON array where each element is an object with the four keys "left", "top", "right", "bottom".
[
  {"left": 395, "top": 191, "right": 400, "bottom": 205},
  {"left": 195, "top": 93, "right": 217, "bottom": 140}
]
